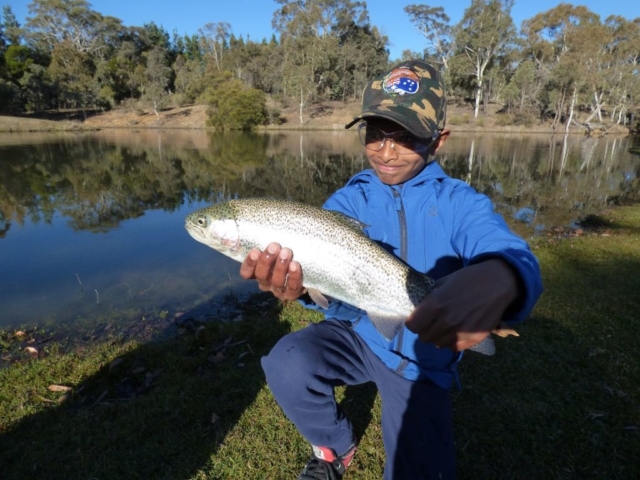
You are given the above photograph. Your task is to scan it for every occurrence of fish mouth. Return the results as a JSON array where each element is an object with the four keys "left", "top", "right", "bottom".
[
  {"left": 185, "top": 221, "right": 239, "bottom": 252},
  {"left": 185, "top": 222, "right": 207, "bottom": 243}
]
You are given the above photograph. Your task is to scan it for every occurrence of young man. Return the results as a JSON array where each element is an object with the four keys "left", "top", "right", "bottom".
[{"left": 240, "top": 60, "right": 543, "bottom": 479}]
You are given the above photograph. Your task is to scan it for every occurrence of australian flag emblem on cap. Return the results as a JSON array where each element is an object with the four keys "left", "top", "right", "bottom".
[{"left": 383, "top": 67, "right": 420, "bottom": 96}]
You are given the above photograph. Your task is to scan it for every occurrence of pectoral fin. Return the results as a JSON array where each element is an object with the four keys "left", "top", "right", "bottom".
[
  {"left": 467, "top": 337, "right": 496, "bottom": 355},
  {"left": 307, "top": 288, "right": 330, "bottom": 309},
  {"left": 367, "top": 312, "right": 405, "bottom": 341}
]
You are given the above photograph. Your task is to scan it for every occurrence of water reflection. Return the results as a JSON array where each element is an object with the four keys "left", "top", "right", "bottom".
[{"left": 0, "top": 130, "right": 638, "bottom": 328}]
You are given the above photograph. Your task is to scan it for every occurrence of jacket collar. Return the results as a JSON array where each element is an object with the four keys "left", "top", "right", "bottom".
[{"left": 347, "top": 161, "right": 448, "bottom": 190}]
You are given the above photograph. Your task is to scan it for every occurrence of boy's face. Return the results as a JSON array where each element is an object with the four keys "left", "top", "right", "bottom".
[{"left": 362, "top": 118, "right": 431, "bottom": 185}]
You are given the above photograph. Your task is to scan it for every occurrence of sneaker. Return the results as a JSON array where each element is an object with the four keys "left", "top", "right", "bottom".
[{"left": 297, "top": 444, "right": 357, "bottom": 480}]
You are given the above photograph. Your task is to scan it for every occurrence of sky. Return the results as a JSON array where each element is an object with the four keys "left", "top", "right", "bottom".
[{"left": 3, "top": 0, "right": 640, "bottom": 60}]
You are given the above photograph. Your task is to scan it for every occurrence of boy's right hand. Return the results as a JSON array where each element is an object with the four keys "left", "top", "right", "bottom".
[{"left": 239, "top": 242, "right": 305, "bottom": 301}]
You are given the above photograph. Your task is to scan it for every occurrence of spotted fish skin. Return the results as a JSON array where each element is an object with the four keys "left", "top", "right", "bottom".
[{"left": 185, "top": 198, "right": 499, "bottom": 353}]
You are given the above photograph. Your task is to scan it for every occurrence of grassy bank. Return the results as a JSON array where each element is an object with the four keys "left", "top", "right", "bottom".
[
  {"left": 1, "top": 205, "right": 639, "bottom": 479},
  {"left": 2, "top": 102, "right": 636, "bottom": 134}
]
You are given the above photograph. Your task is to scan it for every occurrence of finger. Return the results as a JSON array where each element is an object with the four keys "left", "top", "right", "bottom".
[
  {"left": 285, "top": 261, "right": 304, "bottom": 294},
  {"left": 457, "top": 332, "right": 491, "bottom": 352},
  {"left": 270, "top": 248, "right": 292, "bottom": 291},
  {"left": 239, "top": 249, "right": 261, "bottom": 279},
  {"left": 254, "top": 243, "right": 280, "bottom": 285},
  {"left": 405, "top": 306, "right": 438, "bottom": 338},
  {"left": 428, "top": 332, "right": 460, "bottom": 351}
]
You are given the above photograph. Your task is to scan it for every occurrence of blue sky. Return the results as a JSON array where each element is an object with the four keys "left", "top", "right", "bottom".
[{"left": 4, "top": 0, "right": 640, "bottom": 60}]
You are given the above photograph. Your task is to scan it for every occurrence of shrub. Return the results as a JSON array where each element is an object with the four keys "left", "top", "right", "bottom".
[
  {"left": 495, "top": 114, "right": 513, "bottom": 126},
  {"left": 202, "top": 78, "right": 267, "bottom": 130}
]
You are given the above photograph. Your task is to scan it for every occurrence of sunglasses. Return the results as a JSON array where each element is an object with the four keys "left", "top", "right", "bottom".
[{"left": 357, "top": 123, "right": 437, "bottom": 155}]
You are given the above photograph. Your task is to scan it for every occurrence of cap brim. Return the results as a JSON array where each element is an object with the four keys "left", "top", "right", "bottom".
[{"left": 344, "top": 110, "right": 434, "bottom": 139}]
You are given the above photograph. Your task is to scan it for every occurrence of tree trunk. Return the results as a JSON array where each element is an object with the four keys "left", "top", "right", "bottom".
[
  {"left": 565, "top": 87, "right": 577, "bottom": 133},
  {"left": 552, "top": 87, "right": 566, "bottom": 131},
  {"left": 299, "top": 87, "right": 304, "bottom": 124},
  {"left": 474, "top": 83, "right": 482, "bottom": 119}
]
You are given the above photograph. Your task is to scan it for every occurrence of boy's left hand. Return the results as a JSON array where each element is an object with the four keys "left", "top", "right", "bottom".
[{"left": 405, "top": 259, "right": 521, "bottom": 352}]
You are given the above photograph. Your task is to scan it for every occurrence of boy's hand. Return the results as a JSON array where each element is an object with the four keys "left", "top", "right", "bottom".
[
  {"left": 405, "top": 259, "right": 521, "bottom": 352},
  {"left": 239, "top": 242, "right": 305, "bottom": 301}
]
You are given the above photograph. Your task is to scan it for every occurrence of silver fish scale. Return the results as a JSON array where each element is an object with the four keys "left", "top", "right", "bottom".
[
  {"left": 187, "top": 198, "right": 434, "bottom": 334},
  {"left": 231, "top": 199, "right": 410, "bottom": 305},
  {"left": 185, "top": 198, "right": 499, "bottom": 353}
]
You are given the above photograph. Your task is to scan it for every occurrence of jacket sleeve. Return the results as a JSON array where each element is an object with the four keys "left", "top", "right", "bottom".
[{"left": 446, "top": 180, "right": 543, "bottom": 325}]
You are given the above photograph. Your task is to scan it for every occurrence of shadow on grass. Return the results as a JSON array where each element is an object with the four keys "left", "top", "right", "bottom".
[
  {"left": 0, "top": 293, "right": 293, "bottom": 479},
  {"left": 450, "top": 233, "right": 640, "bottom": 478},
  {"left": 342, "top": 382, "right": 378, "bottom": 442}
]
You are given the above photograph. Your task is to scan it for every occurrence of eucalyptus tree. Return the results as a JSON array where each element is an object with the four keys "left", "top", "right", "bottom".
[
  {"left": 502, "top": 59, "right": 539, "bottom": 117},
  {"left": 451, "top": 0, "right": 516, "bottom": 118},
  {"left": 199, "top": 22, "right": 231, "bottom": 71},
  {"left": 404, "top": 4, "right": 453, "bottom": 69},
  {"left": 603, "top": 15, "right": 640, "bottom": 126},
  {"left": 333, "top": 22, "right": 388, "bottom": 102},
  {"left": 142, "top": 45, "right": 173, "bottom": 119},
  {"left": 2, "top": 5, "right": 22, "bottom": 46},
  {"left": 521, "top": 5, "right": 604, "bottom": 131},
  {"left": 25, "top": 0, "right": 111, "bottom": 55},
  {"left": 272, "top": 0, "right": 374, "bottom": 122},
  {"left": 24, "top": 0, "right": 130, "bottom": 110},
  {"left": 222, "top": 36, "right": 282, "bottom": 94}
]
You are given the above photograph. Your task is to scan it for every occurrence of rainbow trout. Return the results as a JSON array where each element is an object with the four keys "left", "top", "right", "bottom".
[{"left": 185, "top": 198, "right": 512, "bottom": 354}]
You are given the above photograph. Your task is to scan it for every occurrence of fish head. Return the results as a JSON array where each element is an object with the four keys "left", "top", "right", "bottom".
[{"left": 185, "top": 206, "right": 241, "bottom": 257}]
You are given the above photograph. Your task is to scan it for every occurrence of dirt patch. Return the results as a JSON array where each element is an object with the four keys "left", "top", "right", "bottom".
[
  {"left": 81, "top": 104, "right": 210, "bottom": 129},
  {"left": 0, "top": 115, "right": 81, "bottom": 132}
]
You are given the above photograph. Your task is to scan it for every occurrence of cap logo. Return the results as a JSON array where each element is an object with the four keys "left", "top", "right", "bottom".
[{"left": 382, "top": 67, "right": 419, "bottom": 96}]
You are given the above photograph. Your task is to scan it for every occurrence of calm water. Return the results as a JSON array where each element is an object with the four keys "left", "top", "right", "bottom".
[{"left": 0, "top": 130, "right": 638, "bottom": 329}]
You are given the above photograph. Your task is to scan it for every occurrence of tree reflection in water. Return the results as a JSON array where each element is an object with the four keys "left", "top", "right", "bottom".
[{"left": 0, "top": 130, "right": 638, "bottom": 329}]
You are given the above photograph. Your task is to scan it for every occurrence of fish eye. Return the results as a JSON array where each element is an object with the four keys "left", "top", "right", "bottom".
[{"left": 196, "top": 216, "right": 206, "bottom": 227}]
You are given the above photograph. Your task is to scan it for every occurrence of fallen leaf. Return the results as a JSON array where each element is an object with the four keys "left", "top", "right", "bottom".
[
  {"left": 109, "top": 358, "right": 124, "bottom": 371},
  {"left": 14, "top": 330, "right": 26, "bottom": 338},
  {"left": 145, "top": 370, "right": 162, "bottom": 383},
  {"left": 25, "top": 346, "right": 39, "bottom": 358},
  {"left": 131, "top": 367, "right": 146, "bottom": 374},
  {"left": 493, "top": 328, "right": 519, "bottom": 338},
  {"left": 48, "top": 385, "right": 72, "bottom": 392},
  {"left": 57, "top": 393, "right": 70, "bottom": 404},
  {"left": 34, "top": 393, "right": 55, "bottom": 403},
  {"left": 89, "top": 390, "right": 109, "bottom": 407},
  {"left": 211, "top": 412, "right": 220, "bottom": 424},
  {"left": 208, "top": 352, "right": 225, "bottom": 363}
]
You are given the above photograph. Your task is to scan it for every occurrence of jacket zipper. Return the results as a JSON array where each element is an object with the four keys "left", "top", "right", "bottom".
[{"left": 392, "top": 189, "right": 409, "bottom": 375}]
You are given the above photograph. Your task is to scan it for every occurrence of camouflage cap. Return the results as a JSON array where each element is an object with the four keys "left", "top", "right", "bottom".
[{"left": 345, "top": 59, "right": 446, "bottom": 139}]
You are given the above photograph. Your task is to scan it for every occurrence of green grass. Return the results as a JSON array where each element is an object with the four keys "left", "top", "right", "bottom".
[{"left": 1, "top": 205, "right": 639, "bottom": 479}]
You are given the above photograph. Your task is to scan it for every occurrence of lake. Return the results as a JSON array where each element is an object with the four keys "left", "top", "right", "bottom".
[{"left": 0, "top": 129, "right": 638, "bottom": 331}]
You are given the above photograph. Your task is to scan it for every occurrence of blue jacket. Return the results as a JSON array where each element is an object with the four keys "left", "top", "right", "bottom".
[{"left": 302, "top": 162, "right": 543, "bottom": 389}]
